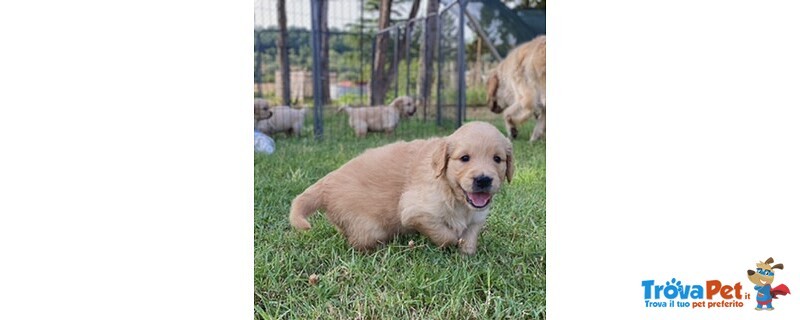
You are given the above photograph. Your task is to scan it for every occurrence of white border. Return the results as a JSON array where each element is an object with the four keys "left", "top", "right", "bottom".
[{"left": 548, "top": 0, "right": 800, "bottom": 318}]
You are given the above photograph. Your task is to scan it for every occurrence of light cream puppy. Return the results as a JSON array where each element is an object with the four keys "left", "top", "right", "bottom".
[
  {"left": 487, "top": 35, "right": 546, "bottom": 142},
  {"left": 289, "top": 122, "right": 514, "bottom": 255},
  {"left": 256, "top": 106, "right": 306, "bottom": 137},
  {"left": 338, "top": 96, "right": 416, "bottom": 137},
  {"left": 254, "top": 98, "right": 272, "bottom": 127}
]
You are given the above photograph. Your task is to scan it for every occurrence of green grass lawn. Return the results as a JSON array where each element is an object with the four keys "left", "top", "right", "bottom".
[{"left": 254, "top": 113, "right": 545, "bottom": 319}]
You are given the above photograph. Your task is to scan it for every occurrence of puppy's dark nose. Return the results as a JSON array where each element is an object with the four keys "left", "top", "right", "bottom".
[
  {"left": 747, "top": 270, "right": 755, "bottom": 276},
  {"left": 474, "top": 176, "right": 493, "bottom": 190}
]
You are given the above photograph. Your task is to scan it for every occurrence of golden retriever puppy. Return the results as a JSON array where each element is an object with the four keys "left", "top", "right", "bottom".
[
  {"left": 289, "top": 121, "right": 514, "bottom": 255},
  {"left": 255, "top": 106, "right": 306, "bottom": 137},
  {"left": 254, "top": 98, "right": 272, "bottom": 127},
  {"left": 338, "top": 96, "right": 416, "bottom": 137},
  {"left": 487, "top": 35, "right": 546, "bottom": 142}
]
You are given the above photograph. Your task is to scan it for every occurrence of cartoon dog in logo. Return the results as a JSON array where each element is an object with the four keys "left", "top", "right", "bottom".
[{"left": 747, "top": 257, "right": 791, "bottom": 311}]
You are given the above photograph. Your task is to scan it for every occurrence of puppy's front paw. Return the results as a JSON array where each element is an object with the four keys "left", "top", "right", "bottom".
[
  {"left": 457, "top": 238, "right": 476, "bottom": 255},
  {"left": 459, "top": 244, "right": 476, "bottom": 255}
]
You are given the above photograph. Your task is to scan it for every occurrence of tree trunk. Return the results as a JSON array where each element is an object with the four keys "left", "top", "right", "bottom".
[
  {"left": 387, "top": 0, "right": 420, "bottom": 98},
  {"left": 277, "top": 0, "right": 291, "bottom": 105},
  {"left": 370, "top": 0, "right": 393, "bottom": 105},
  {"left": 417, "top": 0, "right": 438, "bottom": 118},
  {"left": 319, "top": 0, "right": 331, "bottom": 104},
  {"left": 473, "top": 36, "right": 482, "bottom": 87},
  {"left": 399, "top": 0, "right": 422, "bottom": 62}
]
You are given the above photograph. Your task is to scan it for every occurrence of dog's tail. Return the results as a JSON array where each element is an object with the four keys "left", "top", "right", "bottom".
[
  {"left": 337, "top": 105, "right": 352, "bottom": 114},
  {"left": 289, "top": 180, "right": 324, "bottom": 230}
]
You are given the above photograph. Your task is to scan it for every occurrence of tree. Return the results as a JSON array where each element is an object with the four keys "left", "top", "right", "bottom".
[
  {"left": 370, "top": 0, "right": 393, "bottom": 105},
  {"left": 398, "top": 0, "right": 421, "bottom": 59},
  {"left": 277, "top": 0, "right": 291, "bottom": 105},
  {"left": 386, "top": 0, "right": 420, "bottom": 99},
  {"left": 417, "top": 0, "right": 438, "bottom": 117}
]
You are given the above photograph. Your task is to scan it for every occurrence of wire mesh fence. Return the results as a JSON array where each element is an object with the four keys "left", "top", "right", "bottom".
[{"left": 254, "top": 0, "right": 544, "bottom": 141}]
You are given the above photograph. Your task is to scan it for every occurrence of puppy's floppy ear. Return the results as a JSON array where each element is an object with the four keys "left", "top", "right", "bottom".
[
  {"left": 432, "top": 139, "right": 450, "bottom": 178},
  {"left": 765, "top": 257, "right": 774, "bottom": 264},
  {"left": 505, "top": 138, "right": 515, "bottom": 183},
  {"left": 772, "top": 263, "right": 784, "bottom": 270},
  {"left": 389, "top": 97, "right": 403, "bottom": 109}
]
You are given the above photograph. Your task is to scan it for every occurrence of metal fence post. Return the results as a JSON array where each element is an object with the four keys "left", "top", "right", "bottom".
[
  {"left": 359, "top": 0, "right": 365, "bottom": 105},
  {"left": 435, "top": 10, "right": 443, "bottom": 126},
  {"left": 370, "top": 36, "right": 376, "bottom": 105},
  {"left": 405, "top": 23, "right": 412, "bottom": 97},
  {"left": 254, "top": 30, "right": 262, "bottom": 98},
  {"left": 393, "top": 28, "right": 400, "bottom": 99},
  {"left": 310, "top": 0, "right": 324, "bottom": 139},
  {"left": 456, "top": 0, "right": 466, "bottom": 128}
]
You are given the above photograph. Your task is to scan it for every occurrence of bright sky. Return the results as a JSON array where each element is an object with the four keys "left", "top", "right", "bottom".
[
  {"left": 254, "top": 0, "right": 476, "bottom": 41},
  {"left": 254, "top": 0, "right": 374, "bottom": 29}
]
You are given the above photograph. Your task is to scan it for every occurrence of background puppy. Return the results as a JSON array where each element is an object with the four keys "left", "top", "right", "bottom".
[
  {"left": 338, "top": 96, "right": 416, "bottom": 137},
  {"left": 254, "top": 98, "right": 272, "bottom": 127},
  {"left": 487, "top": 35, "right": 546, "bottom": 142},
  {"left": 289, "top": 121, "right": 513, "bottom": 255},
  {"left": 256, "top": 106, "right": 306, "bottom": 137}
]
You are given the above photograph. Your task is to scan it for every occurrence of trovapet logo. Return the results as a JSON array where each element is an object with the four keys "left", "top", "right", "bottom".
[
  {"left": 641, "top": 257, "right": 792, "bottom": 311},
  {"left": 642, "top": 278, "right": 746, "bottom": 309}
]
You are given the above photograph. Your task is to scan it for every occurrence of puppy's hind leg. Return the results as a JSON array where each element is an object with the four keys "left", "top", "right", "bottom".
[
  {"left": 344, "top": 218, "right": 391, "bottom": 251},
  {"left": 292, "top": 122, "right": 303, "bottom": 137},
  {"left": 289, "top": 181, "right": 324, "bottom": 230},
  {"left": 385, "top": 126, "right": 395, "bottom": 137},
  {"left": 354, "top": 122, "right": 368, "bottom": 138},
  {"left": 504, "top": 114, "right": 519, "bottom": 139},
  {"left": 503, "top": 103, "right": 533, "bottom": 140}
]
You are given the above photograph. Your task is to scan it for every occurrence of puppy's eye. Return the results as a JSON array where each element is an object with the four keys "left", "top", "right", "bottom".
[
  {"left": 493, "top": 156, "right": 502, "bottom": 163},
  {"left": 460, "top": 155, "right": 470, "bottom": 162}
]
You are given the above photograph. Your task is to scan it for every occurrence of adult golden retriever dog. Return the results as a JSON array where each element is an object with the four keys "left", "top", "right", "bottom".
[
  {"left": 338, "top": 96, "right": 416, "bottom": 137},
  {"left": 289, "top": 121, "right": 513, "bottom": 255},
  {"left": 254, "top": 98, "right": 272, "bottom": 126},
  {"left": 255, "top": 106, "right": 306, "bottom": 137},
  {"left": 487, "top": 35, "right": 546, "bottom": 142}
]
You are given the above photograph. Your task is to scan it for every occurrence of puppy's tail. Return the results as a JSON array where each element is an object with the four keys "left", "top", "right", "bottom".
[
  {"left": 289, "top": 180, "right": 324, "bottom": 230},
  {"left": 337, "top": 105, "right": 351, "bottom": 114}
]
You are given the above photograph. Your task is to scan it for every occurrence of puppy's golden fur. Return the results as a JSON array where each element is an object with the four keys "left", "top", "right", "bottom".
[
  {"left": 254, "top": 98, "right": 272, "bottom": 127},
  {"left": 487, "top": 35, "right": 546, "bottom": 142},
  {"left": 255, "top": 106, "right": 306, "bottom": 137},
  {"left": 338, "top": 96, "right": 416, "bottom": 137},
  {"left": 289, "top": 122, "right": 513, "bottom": 255}
]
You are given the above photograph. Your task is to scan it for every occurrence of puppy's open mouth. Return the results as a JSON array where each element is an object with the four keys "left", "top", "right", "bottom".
[{"left": 462, "top": 189, "right": 493, "bottom": 209}]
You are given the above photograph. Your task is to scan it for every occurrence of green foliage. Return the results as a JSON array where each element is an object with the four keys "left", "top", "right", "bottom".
[
  {"left": 467, "top": 87, "right": 488, "bottom": 106},
  {"left": 435, "top": 87, "right": 489, "bottom": 107},
  {"left": 333, "top": 93, "right": 364, "bottom": 107},
  {"left": 255, "top": 27, "right": 374, "bottom": 84},
  {"left": 254, "top": 90, "right": 277, "bottom": 101}
]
